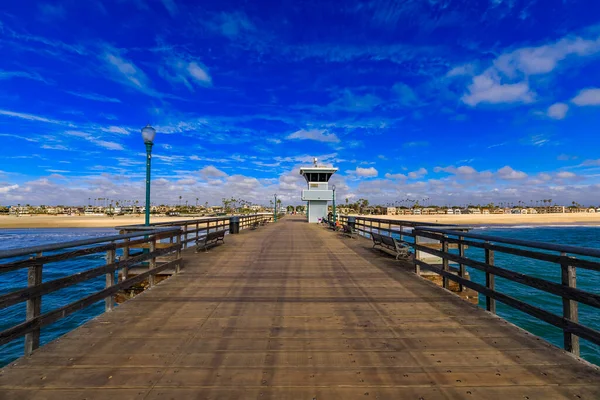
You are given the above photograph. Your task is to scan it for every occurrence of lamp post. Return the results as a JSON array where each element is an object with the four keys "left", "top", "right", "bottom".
[
  {"left": 332, "top": 184, "right": 336, "bottom": 224},
  {"left": 141, "top": 124, "right": 156, "bottom": 226},
  {"left": 273, "top": 193, "right": 278, "bottom": 222}
]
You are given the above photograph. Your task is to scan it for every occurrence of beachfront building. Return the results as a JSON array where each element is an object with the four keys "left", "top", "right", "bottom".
[
  {"left": 467, "top": 208, "right": 481, "bottom": 214},
  {"left": 381, "top": 207, "right": 397, "bottom": 215}
]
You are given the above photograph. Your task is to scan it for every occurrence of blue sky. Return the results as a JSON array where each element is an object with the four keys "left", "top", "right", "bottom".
[{"left": 1, "top": 0, "right": 600, "bottom": 206}]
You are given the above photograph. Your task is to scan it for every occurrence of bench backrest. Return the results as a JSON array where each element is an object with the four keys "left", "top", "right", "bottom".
[
  {"left": 371, "top": 232, "right": 383, "bottom": 242},
  {"left": 381, "top": 235, "right": 396, "bottom": 247},
  {"left": 206, "top": 230, "right": 226, "bottom": 240}
]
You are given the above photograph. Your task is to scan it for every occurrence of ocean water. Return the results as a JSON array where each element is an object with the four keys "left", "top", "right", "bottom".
[{"left": 1, "top": 226, "right": 599, "bottom": 368}]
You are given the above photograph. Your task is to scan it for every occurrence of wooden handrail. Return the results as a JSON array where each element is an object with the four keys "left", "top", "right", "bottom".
[
  {"left": 0, "top": 229, "right": 184, "bottom": 357},
  {"left": 334, "top": 215, "right": 599, "bottom": 358},
  {"left": 411, "top": 226, "right": 600, "bottom": 357}
]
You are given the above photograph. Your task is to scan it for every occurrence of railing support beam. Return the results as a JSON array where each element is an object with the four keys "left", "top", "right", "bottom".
[{"left": 561, "top": 252, "right": 580, "bottom": 356}]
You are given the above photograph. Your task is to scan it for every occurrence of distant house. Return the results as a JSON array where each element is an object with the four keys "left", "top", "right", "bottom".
[
  {"left": 588, "top": 208, "right": 596, "bottom": 213},
  {"left": 492, "top": 208, "right": 504, "bottom": 214},
  {"left": 527, "top": 208, "right": 538, "bottom": 214},
  {"left": 381, "top": 207, "right": 397, "bottom": 215},
  {"left": 482, "top": 209, "right": 490, "bottom": 214},
  {"left": 467, "top": 208, "right": 481, "bottom": 214},
  {"left": 412, "top": 209, "right": 422, "bottom": 215},
  {"left": 453, "top": 209, "right": 462, "bottom": 215}
]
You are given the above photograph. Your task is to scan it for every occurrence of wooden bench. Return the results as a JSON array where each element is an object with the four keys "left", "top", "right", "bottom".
[
  {"left": 250, "top": 222, "right": 259, "bottom": 230},
  {"left": 342, "top": 224, "right": 356, "bottom": 238},
  {"left": 371, "top": 232, "right": 410, "bottom": 260},
  {"left": 259, "top": 219, "right": 268, "bottom": 226},
  {"left": 195, "top": 230, "right": 226, "bottom": 252}
]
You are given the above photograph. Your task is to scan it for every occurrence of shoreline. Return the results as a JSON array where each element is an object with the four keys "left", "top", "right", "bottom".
[{"left": 1, "top": 213, "right": 600, "bottom": 228}]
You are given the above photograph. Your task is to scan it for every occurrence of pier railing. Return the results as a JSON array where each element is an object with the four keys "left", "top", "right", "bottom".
[
  {"left": 0, "top": 227, "right": 182, "bottom": 357},
  {"left": 336, "top": 215, "right": 600, "bottom": 357},
  {"left": 116, "top": 213, "right": 273, "bottom": 250},
  {"left": 412, "top": 226, "right": 600, "bottom": 357}
]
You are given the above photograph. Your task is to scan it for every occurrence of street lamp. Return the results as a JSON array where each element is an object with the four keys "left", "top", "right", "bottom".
[
  {"left": 332, "top": 184, "right": 336, "bottom": 224},
  {"left": 141, "top": 124, "right": 156, "bottom": 226},
  {"left": 273, "top": 193, "right": 278, "bottom": 222}
]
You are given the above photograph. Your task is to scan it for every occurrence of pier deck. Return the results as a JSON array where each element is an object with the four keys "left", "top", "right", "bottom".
[{"left": 1, "top": 216, "right": 600, "bottom": 399}]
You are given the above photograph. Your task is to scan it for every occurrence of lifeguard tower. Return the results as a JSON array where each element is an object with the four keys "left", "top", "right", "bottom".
[{"left": 299, "top": 158, "right": 338, "bottom": 223}]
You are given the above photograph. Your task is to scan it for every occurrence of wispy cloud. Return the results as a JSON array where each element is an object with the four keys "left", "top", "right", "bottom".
[
  {"left": 64, "top": 130, "right": 125, "bottom": 151},
  {"left": 65, "top": 91, "right": 121, "bottom": 103},
  {"left": 0, "top": 109, "right": 73, "bottom": 126},
  {"left": 286, "top": 129, "right": 340, "bottom": 143},
  {"left": 0, "top": 69, "right": 51, "bottom": 84},
  {"left": 160, "top": 57, "right": 212, "bottom": 90},
  {"left": 103, "top": 52, "right": 150, "bottom": 91}
]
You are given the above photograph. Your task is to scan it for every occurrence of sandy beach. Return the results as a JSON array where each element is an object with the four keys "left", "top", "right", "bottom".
[
  {"left": 1, "top": 213, "right": 600, "bottom": 228},
  {"left": 348, "top": 213, "right": 600, "bottom": 226},
  {"left": 0, "top": 215, "right": 206, "bottom": 228}
]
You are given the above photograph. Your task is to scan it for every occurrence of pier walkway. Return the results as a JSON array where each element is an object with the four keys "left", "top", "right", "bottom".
[{"left": 1, "top": 216, "right": 600, "bottom": 399}]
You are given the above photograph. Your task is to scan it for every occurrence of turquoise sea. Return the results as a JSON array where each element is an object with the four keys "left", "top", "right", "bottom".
[{"left": 0, "top": 226, "right": 599, "bottom": 367}]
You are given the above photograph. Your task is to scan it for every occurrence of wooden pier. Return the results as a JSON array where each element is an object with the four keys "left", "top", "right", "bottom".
[{"left": 1, "top": 216, "right": 600, "bottom": 399}]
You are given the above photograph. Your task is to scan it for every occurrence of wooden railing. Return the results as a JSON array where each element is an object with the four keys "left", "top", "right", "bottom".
[
  {"left": 337, "top": 215, "right": 453, "bottom": 242},
  {"left": 0, "top": 227, "right": 182, "bottom": 357},
  {"left": 336, "top": 215, "right": 600, "bottom": 358},
  {"left": 412, "top": 226, "right": 600, "bottom": 357},
  {"left": 116, "top": 213, "right": 274, "bottom": 251}
]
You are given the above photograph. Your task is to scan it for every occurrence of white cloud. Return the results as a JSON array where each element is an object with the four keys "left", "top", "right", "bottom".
[
  {"left": 101, "top": 126, "right": 130, "bottom": 135},
  {"left": 200, "top": 165, "right": 228, "bottom": 178},
  {"left": 547, "top": 102, "right": 569, "bottom": 119},
  {"left": 97, "top": 140, "right": 124, "bottom": 151},
  {"left": 408, "top": 167, "right": 428, "bottom": 179},
  {"left": 286, "top": 129, "right": 340, "bottom": 143},
  {"left": 348, "top": 166, "right": 378, "bottom": 177},
  {"left": 462, "top": 73, "right": 534, "bottom": 106},
  {"left": 446, "top": 64, "right": 474, "bottom": 77},
  {"left": 497, "top": 166, "right": 528, "bottom": 180},
  {"left": 385, "top": 173, "right": 407, "bottom": 180},
  {"left": 0, "top": 184, "right": 19, "bottom": 194},
  {"left": 41, "top": 144, "right": 70, "bottom": 151},
  {"left": 461, "top": 32, "right": 600, "bottom": 107},
  {"left": 434, "top": 165, "right": 478, "bottom": 175},
  {"left": 556, "top": 171, "right": 576, "bottom": 179},
  {"left": 571, "top": 88, "right": 600, "bottom": 106}
]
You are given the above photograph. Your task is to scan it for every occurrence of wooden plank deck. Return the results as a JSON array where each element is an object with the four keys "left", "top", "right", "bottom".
[{"left": 1, "top": 215, "right": 600, "bottom": 399}]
